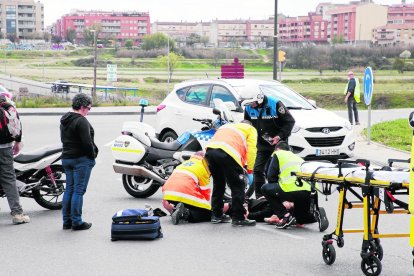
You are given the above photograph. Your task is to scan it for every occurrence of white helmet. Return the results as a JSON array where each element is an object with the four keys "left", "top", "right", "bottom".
[{"left": 242, "top": 91, "right": 265, "bottom": 106}]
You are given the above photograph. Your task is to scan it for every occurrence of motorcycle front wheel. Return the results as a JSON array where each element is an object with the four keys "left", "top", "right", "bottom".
[
  {"left": 122, "top": 174, "right": 160, "bottom": 198},
  {"left": 32, "top": 164, "right": 66, "bottom": 210}
]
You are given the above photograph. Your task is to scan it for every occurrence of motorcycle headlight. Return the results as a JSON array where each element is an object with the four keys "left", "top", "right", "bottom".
[
  {"left": 344, "top": 121, "right": 352, "bottom": 131},
  {"left": 291, "top": 125, "right": 301, "bottom": 133}
]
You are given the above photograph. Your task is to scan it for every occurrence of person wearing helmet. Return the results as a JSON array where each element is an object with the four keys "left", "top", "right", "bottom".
[{"left": 243, "top": 91, "right": 295, "bottom": 199}]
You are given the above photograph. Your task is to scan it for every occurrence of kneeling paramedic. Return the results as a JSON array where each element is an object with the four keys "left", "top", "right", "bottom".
[
  {"left": 261, "top": 142, "right": 329, "bottom": 231},
  {"left": 205, "top": 120, "right": 257, "bottom": 227},
  {"left": 162, "top": 152, "right": 229, "bottom": 225}
]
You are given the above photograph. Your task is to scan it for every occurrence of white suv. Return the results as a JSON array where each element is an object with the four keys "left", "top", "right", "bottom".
[{"left": 155, "top": 79, "right": 355, "bottom": 161}]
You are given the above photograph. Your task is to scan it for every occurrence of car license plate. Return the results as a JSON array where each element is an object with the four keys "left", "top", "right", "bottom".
[{"left": 316, "top": 148, "right": 339, "bottom": 156}]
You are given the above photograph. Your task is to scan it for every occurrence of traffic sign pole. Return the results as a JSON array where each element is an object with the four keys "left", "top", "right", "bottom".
[
  {"left": 363, "top": 67, "right": 374, "bottom": 145},
  {"left": 368, "top": 104, "right": 371, "bottom": 144}
]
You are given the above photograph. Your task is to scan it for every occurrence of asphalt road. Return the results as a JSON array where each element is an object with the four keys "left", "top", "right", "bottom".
[{"left": 0, "top": 113, "right": 412, "bottom": 276}]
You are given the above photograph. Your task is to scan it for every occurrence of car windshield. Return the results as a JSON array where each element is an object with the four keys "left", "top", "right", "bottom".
[
  {"left": 259, "top": 84, "right": 314, "bottom": 110},
  {"left": 231, "top": 82, "right": 315, "bottom": 110}
]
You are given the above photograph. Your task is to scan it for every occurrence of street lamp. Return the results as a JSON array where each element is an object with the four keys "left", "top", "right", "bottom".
[
  {"left": 167, "top": 36, "right": 170, "bottom": 84},
  {"left": 273, "top": 0, "right": 278, "bottom": 81},
  {"left": 91, "top": 29, "right": 97, "bottom": 99}
]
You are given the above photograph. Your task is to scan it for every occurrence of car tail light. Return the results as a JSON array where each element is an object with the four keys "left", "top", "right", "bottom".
[{"left": 157, "top": 104, "right": 166, "bottom": 112}]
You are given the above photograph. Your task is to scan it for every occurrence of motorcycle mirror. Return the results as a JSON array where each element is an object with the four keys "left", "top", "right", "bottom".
[
  {"left": 409, "top": 111, "right": 414, "bottom": 129},
  {"left": 212, "top": 108, "right": 221, "bottom": 115}
]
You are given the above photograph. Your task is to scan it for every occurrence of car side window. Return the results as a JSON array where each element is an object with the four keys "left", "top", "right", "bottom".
[
  {"left": 176, "top": 87, "right": 188, "bottom": 101},
  {"left": 185, "top": 85, "right": 210, "bottom": 105},
  {"left": 210, "top": 85, "right": 237, "bottom": 107}
]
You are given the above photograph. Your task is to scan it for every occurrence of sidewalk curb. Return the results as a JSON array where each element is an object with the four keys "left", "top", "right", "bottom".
[
  {"left": 359, "top": 133, "right": 410, "bottom": 155},
  {"left": 19, "top": 111, "right": 157, "bottom": 116}
]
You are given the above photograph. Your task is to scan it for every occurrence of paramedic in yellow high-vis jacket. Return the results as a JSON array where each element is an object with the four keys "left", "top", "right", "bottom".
[
  {"left": 205, "top": 120, "right": 258, "bottom": 227},
  {"left": 162, "top": 152, "right": 216, "bottom": 225},
  {"left": 261, "top": 141, "right": 329, "bottom": 231}
]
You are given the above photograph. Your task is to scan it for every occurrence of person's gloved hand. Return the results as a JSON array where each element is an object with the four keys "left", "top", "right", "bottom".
[{"left": 247, "top": 173, "right": 254, "bottom": 186}]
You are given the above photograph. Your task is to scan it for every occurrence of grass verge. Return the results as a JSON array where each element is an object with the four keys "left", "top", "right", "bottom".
[{"left": 362, "top": 119, "right": 412, "bottom": 152}]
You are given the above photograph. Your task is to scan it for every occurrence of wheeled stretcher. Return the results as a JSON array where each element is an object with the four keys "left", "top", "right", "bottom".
[{"left": 294, "top": 158, "right": 411, "bottom": 276}]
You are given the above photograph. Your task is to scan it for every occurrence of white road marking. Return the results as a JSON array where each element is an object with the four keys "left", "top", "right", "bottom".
[{"left": 256, "top": 224, "right": 306, "bottom": 240}]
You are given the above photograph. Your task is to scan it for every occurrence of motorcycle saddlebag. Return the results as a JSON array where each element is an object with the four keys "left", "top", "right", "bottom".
[{"left": 111, "top": 209, "right": 163, "bottom": 241}]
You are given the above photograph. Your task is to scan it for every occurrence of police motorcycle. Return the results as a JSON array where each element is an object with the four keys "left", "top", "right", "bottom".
[
  {"left": 111, "top": 99, "right": 234, "bottom": 198},
  {"left": 2, "top": 144, "right": 66, "bottom": 210}
]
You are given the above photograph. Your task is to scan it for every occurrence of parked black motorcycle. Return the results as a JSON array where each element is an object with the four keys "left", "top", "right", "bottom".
[{"left": 1, "top": 144, "right": 67, "bottom": 210}]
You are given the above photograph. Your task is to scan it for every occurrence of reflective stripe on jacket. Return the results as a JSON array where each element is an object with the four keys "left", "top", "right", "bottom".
[
  {"left": 206, "top": 122, "right": 258, "bottom": 172},
  {"left": 162, "top": 155, "right": 211, "bottom": 210},
  {"left": 344, "top": 77, "right": 361, "bottom": 103},
  {"left": 273, "top": 150, "right": 311, "bottom": 192}
]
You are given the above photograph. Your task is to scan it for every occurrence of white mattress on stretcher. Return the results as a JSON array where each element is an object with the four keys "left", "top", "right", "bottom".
[{"left": 300, "top": 161, "right": 409, "bottom": 184}]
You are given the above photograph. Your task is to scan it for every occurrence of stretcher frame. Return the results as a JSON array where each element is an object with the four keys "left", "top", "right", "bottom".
[{"left": 294, "top": 158, "right": 411, "bottom": 276}]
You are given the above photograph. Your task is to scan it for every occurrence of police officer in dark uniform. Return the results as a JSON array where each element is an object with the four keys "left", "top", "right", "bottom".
[{"left": 243, "top": 91, "right": 295, "bottom": 199}]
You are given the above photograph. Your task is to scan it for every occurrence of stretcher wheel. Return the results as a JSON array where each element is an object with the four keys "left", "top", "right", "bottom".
[
  {"left": 375, "top": 244, "right": 383, "bottom": 261},
  {"left": 337, "top": 237, "right": 345, "bottom": 248},
  {"left": 322, "top": 244, "right": 336, "bottom": 265},
  {"left": 361, "top": 256, "right": 382, "bottom": 276}
]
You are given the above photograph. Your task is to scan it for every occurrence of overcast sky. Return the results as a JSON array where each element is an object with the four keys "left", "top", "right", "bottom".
[{"left": 42, "top": 0, "right": 408, "bottom": 26}]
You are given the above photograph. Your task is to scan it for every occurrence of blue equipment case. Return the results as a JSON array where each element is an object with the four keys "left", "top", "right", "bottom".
[{"left": 111, "top": 209, "right": 163, "bottom": 241}]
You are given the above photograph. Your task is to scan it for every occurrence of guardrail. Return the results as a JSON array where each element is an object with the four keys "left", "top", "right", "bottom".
[{"left": 0, "top": 74, "right": 52, "bottom": 96}]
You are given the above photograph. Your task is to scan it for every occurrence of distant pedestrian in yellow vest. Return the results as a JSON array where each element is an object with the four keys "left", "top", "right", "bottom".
[{"left": 344, "top": 71, "right": 360, "bottom": 125}]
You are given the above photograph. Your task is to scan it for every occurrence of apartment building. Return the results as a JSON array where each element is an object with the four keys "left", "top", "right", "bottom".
[
  {"left": 279, "top": 13, "right": 328, "bottom": 44},
  {"left": 153, "top": 19, "right": 274, "bottom": 47},
  {"left": 373, "top": 3, "right": 414, "bottom": 46},
  {"left": 152, "top": 21, "right": 209, "bottom": 47},
  {"left": 53, "top": 10, "right": 150, "bottom": 43},
  {"left": 388, "top": 3, "right": 414, "bottom": 24},
  {"left": 247, "top": 19, "right": 273, "bottom": 46},
  {"left": 0, "top": 0, "right": 44, "bottom": 39},
  {"left": 327, "top": 2, "right": 387, "bottom": 43},
  {"left": 373, "top": 23, "right": 414, "bottom": 46}
]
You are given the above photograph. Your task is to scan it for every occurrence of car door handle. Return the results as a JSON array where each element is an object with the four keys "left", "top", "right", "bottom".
[{"left": 175, "top": 111, "right": 183, "bottom": 115}]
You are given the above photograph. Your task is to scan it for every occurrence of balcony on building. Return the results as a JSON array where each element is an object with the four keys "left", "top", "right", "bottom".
[
  {"left": 17, "top": 6, "right": 34, "bottom": 14},
  {"left": 102, "top": 21, "right": 121, "bottom": 27}
]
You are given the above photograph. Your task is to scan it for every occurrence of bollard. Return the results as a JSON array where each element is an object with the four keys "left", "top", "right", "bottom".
[{"left": 138, "top": 98, "right": 149, "bottom": 123}]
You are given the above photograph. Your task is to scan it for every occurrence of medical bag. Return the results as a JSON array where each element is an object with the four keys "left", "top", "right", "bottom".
[{"left": 111, "top": 209, "right": 163, "bottom": 241}]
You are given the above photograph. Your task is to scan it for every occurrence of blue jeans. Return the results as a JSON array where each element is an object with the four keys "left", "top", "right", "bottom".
[{"left": 62, "top": 156, "right": 95, "bottom": 227}]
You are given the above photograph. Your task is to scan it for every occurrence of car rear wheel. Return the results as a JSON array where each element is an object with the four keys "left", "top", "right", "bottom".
[{"left": 161, "top": 131, "right": 178, "bottom": 143}]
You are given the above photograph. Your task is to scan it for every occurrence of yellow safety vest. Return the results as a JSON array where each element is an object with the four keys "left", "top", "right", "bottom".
[
  {"left": 344, "top": 77, "right": 361, "bottom": 103},
  {"left": 273, "top": 150, "right": 311, "bottom": 193}
]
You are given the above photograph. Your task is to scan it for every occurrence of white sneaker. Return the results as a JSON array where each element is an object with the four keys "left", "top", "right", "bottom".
[{"left": 12, "top": 213, "right": 30, "bottom": 224}]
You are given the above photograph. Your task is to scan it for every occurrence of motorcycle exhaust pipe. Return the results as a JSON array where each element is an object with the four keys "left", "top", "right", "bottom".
[{"left": 113, "top": 163, "right": 166, "bottom": 184}]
